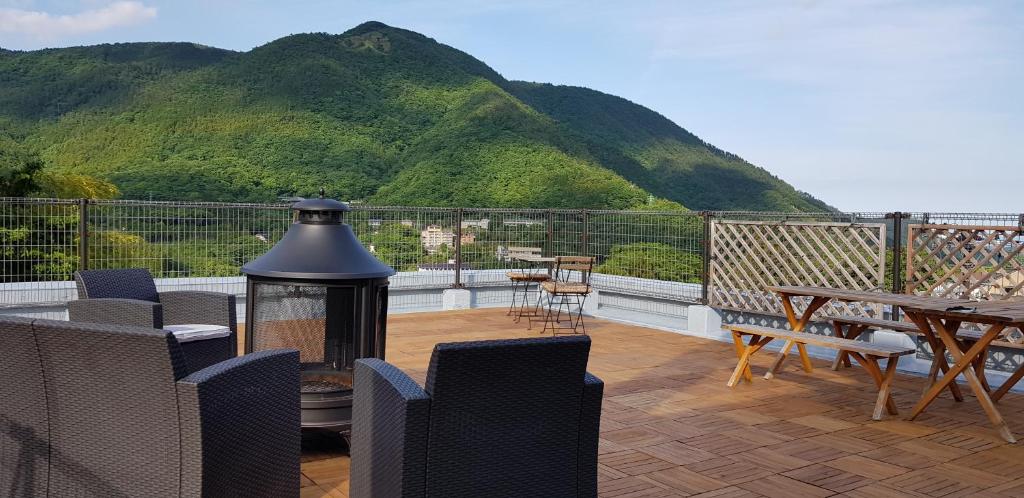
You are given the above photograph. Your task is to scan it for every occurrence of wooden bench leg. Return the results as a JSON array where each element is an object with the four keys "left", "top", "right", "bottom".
[
  {"left": 728, "top": 335, "right": 772, "bottom": 388},
  {"left": 731, "top": 332, "right": 754, "bottom": 383},
  {"left": 849, "top": 352, "right": 898, "bottom": 419},
  {"left": 874, "top": 357, "right": 900, "bottom": 420}
]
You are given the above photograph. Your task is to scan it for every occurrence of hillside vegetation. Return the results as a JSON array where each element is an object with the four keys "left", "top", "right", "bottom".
[{"left": 0, "top": 22, "right": 831, "bottom": 211}]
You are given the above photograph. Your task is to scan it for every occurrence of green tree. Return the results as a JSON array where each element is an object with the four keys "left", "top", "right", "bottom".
[{"left": 597, "top": 242, "right": 702, "bottom": 283}]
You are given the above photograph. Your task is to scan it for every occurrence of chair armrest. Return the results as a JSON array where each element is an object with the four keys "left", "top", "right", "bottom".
[
  {"left": 160, "top": 290, "right": 237, "bottom": 355},
  {"left": 159, "top": 290, "right": 236, "bottom": 330},
  {"left": 67, "top": 298, "right": 163, "bottom": 329},
  {"left": 176, "top": 349, "right": 301, "bottom": 498},
  {"left": 579, "top": 371, "right": 603, "bottom": 497},
  {"left": 350, "top": 358, "right": 431, "bottom": 498}
]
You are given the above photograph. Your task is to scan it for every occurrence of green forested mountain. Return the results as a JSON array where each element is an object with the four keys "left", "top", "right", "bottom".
[{"left": 0, "top": 21, "right": 832, "bottom": 211}]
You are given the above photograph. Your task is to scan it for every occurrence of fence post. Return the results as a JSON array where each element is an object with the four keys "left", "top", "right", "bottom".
[
  {"left": 453, "top": 208, "right": 463, "bottom": 288},
  {"left": 580, "top": 209, "right": 589, "bottom": 256},
  {"left": 77, "top": 198, "right": 89, "bottom": 271},
  {"left": 887, "top": 211, "right": 904, "bottom": 319},
  {"left": 545, "top": 209, "right": 554, "bottom": 257},
  {"left": 701, "top": 211, "right": 712, "bottom": 305}
]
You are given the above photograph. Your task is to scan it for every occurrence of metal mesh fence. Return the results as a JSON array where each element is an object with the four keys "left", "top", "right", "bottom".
[
  {"left": 907, "top": 213, "right": 1024, "bottom": 227},
  {"left": 587, "top": 210, "right": 704, "bottom": 303},
  {"left": 458, "top": 209, "right": 549, "bottom": 296},
  {"left": 346, "top": 206, "right": 458, "bottom": 289},
  {"left": 1, "top": 197, "right": 1022, "bottom": 320},
  {"left": 86, "top": 200, "right": 291, "bottom": 294},
  {"left": 0, "top": 198, "right": 81, "bottom": 313}
]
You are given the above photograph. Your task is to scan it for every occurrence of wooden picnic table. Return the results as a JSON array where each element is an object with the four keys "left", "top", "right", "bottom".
[
  {"left": 767, "top": 285, "right": 1024, "bottom": 443},
  {"left": 900, "top": 300, "right": 1024, "bottom": 443},
  {"left": 763, "top": 286, "right": 967, "bottom": 381}
]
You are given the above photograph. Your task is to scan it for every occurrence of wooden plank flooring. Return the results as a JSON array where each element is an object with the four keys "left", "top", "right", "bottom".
[{"left": 289, "top": 308, "right": 1024, "bottom": 497}]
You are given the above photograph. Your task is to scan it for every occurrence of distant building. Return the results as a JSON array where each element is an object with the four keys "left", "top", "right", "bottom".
[
  {"left": 400, "top": 219, "right": 414, "bottom": 227},
  {"left": 460, "top": 232, "right": 476, "bottom": 245},
  {"left": 368, "top": 219, "right": 382, "bottom": 228},
  {"left": 461, "top": 218, "right": 490, "bottom": 230},
  {"left": 503, "top": 218, "right": 544, "bottom": 227},
  {"left": 420, "top": 225, "right": 455, "bottom": 253}
]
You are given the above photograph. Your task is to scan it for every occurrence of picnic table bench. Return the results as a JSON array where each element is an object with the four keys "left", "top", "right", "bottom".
[
  {"left": 727, "top": 323, "right": 916, "bottom": 420},
  {"left": 829, "top": 315, "right": 1024, "bottom": 395},
  {"left": 829, "top": 316, "right": 920, "bottom": 370}
]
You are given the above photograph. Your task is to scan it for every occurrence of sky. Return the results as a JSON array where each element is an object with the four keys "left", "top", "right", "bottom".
[{"left": 1, "top": 0, "right": 1021, "bottom": 212}]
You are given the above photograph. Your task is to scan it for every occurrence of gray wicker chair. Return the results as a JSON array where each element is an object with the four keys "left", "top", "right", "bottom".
[
  {"left": 0, "top": 316, "right": 301, "bottom": 498},
  {"left": 349, "top": 335, "right": 603, "bottom": 498},
  {"left": 68, "top": 268, "right": 238, "bottom": 370}
]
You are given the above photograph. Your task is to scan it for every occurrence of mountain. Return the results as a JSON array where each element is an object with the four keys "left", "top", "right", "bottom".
[{"left": 0, "top": 21, "right": 832, "bottom": 211}]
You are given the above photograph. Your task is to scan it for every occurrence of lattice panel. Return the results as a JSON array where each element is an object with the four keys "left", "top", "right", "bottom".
[
  {"left": 709, "top": 220, "right": 886, "bottom": 317},
  {"left": 906, "top": 224, "right": 1024, "bottom": 300}
]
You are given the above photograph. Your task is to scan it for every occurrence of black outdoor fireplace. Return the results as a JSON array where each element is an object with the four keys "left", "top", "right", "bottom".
[{"left": 242, "top": 195, "right": 394, "bottom": 434}]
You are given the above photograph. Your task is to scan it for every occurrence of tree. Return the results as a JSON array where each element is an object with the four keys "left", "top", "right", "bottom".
[
  {"left": 596, "top": 242, "right": 702, "bottom": 283},
  {"left": 0, "top": 139, "right": 43, "bottom": 196}
]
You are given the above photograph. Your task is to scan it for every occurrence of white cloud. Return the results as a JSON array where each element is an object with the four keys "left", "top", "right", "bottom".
[{"left": 0, "top": 1, "right": 156, "bottom": 38}]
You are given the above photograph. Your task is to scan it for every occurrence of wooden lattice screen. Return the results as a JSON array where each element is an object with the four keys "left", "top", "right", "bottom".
[
  {"left": 709, "top": 220, "right": 887, "bottom": 316},
  {"left": 906, "top": 224, "right": 1024, "bottom": 300}
]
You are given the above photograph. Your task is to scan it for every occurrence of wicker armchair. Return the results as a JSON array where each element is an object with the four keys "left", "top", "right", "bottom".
[
  {"left": 349, "top": 335, "right": 603, "bottom": 498},
  {"left": 0, "top": 316, "right": 301, "bottom": 497},
  {"left": 68, "top": 268, "right": 238, "bottom": 370}
]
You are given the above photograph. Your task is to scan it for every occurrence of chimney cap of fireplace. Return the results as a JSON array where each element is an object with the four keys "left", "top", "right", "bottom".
[
  {"left": 291, "top": 196, "right": 350, "bottom": 213},
  {"left": 241, "top": 197, "right": 394, "bottom": 280}
]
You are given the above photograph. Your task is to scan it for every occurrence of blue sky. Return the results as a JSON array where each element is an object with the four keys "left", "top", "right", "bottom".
[{"left": 1, "top": 1, "right": 1021, "bottom": 212}]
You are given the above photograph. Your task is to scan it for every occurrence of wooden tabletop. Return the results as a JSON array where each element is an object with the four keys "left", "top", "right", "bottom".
[
  {"left": 767, "top": 285, "right": 970, "bottom": 308},
  {"left": 902, "top": 299, "right": 1024, "bottom": 326},
  {"left": 768, "top": 285, "right": 1024, "bottom": 326},
  {"left": 512, "top": 255, "right": 556, "bottom": 263}
]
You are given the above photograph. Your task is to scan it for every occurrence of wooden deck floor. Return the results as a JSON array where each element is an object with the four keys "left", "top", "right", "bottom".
[{"left": 295, "top": 309, "right": 1024, "bottom": 497}]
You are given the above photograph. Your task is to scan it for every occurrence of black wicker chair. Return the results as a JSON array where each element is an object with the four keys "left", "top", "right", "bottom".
[
  {"left": 349, "top": 335, "right": 603, "bottom": 498},
  {"left": 0, "top": 316, "right": 301, "bottom": 497},
  {"left": 68, "top": 268, "right": 238, "bottom": 370}
]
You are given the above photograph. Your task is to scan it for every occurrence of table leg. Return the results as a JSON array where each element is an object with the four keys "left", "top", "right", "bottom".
[
  {"left": 766, "top": 295, "right": 829, "bottom": 379},
  {"left": 910, "top": 319, "right": 1014, "bottom": 443},
  {"left": 973, "top": 343, "right": 991, "bottom": 392},
  {"left": 831, "top": 323, "right": 866, "bottom": 371},
  {"left": 904, "top": 311, "right": 964, "bottom": 402}
]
